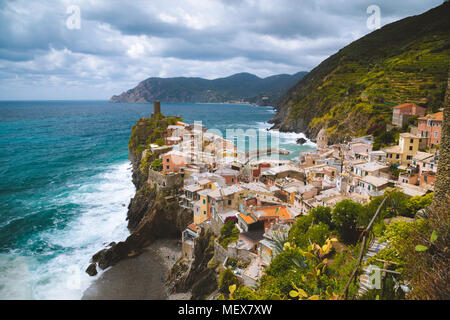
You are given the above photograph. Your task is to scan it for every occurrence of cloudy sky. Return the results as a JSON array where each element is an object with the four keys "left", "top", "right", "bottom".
[{"left": 0, "top": 0, "right": 443, "bottom": 100}]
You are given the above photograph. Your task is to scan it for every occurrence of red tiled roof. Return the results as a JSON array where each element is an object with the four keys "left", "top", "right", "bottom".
[
  {"left": 418, "top": 111, "right": 443, "bottom": 121},
  {"left": 238, "top": 213, "right": 256, "bottom": 225},
  {"left": 187, "top": 223, "right": 197, "bottom": 233},
  {"left": 393, "top": 103, "right": 419, "bottom": 109},
  {"left": 254, "top": 205, "right": 293, "bottom": 221}
]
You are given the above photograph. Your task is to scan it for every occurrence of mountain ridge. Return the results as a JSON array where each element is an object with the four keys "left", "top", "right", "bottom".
[{"left": 109, "top": 71, "right": 307, "bottom": 106}]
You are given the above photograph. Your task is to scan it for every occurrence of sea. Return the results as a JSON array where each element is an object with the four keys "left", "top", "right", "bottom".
[{"left": 0, "top": 101, "right": 315, "bottom": 299}]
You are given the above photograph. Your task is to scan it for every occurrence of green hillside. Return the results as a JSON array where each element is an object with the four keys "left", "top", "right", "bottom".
[{"left": 271, "top": 3, "right": 450, "bottom": 142}]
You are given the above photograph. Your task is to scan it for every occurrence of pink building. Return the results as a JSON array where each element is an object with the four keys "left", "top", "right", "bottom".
[
  {"left": 162, "top": 151, "right": 187, "bottom": 173},
  {"left": 214, "top": 167, "right": 239, "bottom": 185},
  {"left": 418, "top": 112, "right": 443, "bottom": 148}
]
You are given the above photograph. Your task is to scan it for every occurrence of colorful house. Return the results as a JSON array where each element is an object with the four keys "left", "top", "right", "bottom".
[
  {"left": 194, "top": 189, "right": 212, "bottom": 224},
  {"left": 383, "top": 133, "right": 421, "bottom": 167},
  {"left": 237, "top": 205, "right": 295, "bottom": 233},
  {"left": 162, "top": 151, "right": 187, "bottom": 173},
  {"left": 214, "top": 167, "right": 239, "bottom": 185},
  {"left": 391, "top": 103, "right": 426, "bottom": 127},
  {"left": 418, "top": 111, "right": 443, "bottom": 148}
]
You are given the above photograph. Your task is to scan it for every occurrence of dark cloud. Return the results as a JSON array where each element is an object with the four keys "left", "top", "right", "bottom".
[{"left": 0, "top": 0, "right": 443, "bottom": 99}]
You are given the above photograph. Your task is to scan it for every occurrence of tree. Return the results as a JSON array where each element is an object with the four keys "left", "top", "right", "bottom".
[
  {"left": 218, "top": 268, "right": 240, "bottom": 295},
  {"left": 310, "top": 206, "right": 333, "bottom": 227},
  {"left": 332, "top": 200, "right": 363, "bottom": 243},
  {"left": 404, "top": 193, "right": 433, "bottom": 217}
]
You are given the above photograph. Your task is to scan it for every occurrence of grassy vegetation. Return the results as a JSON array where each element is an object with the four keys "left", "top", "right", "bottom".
[{"left": 219, "top": 218, "right": 239, "bottom": 249}]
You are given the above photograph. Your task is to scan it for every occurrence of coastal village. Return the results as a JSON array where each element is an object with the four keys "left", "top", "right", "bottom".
[{"left": 140, "top": 101, "right": 442, "bottom": 293}]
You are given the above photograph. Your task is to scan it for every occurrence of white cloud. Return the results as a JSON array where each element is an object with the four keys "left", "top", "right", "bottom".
[{"left": 0, "top": 0, "right": 443, "bottom": 99}]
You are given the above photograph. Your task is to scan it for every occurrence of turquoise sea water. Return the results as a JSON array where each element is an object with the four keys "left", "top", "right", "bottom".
[{"left": 0, "top": 101, "right": 314, "bottom": 299}]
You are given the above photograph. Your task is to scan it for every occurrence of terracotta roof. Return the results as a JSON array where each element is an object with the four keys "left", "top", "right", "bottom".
[
  {"left": 418, "top": 111, "right": 443, "bottom": 121},
  {"left": 254, "top": 205, "right": 293, "bottom": 221},
  {"left": 187, "top": 223, "right": 197, "bottom": 233},
  {"left": 383, "top": 145, "right": 402, "bottom": 154},
  {"left": 238, "top": 213, "right": 257, "bottom": 225},
  {"left": 393, "top": 103, "right": 422, "bottom": 110}
]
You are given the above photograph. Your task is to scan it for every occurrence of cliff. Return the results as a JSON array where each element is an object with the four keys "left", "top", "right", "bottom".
[
  {"left": 87, "top": 114, "right": 192, "bottom": 274},
  {"left": 167, "top": 228, "right": 218, "bottom": 300},
  {"left": 109, "top": 72, "right": 307, "bottom": 106},
  {"left": 270, "top": 3, "right": 450, "bottom": 143}
]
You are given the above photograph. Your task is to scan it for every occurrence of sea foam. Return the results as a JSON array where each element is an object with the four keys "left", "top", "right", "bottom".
[{"left": 0, "top": 161, "right": 134, "bottom": 300}]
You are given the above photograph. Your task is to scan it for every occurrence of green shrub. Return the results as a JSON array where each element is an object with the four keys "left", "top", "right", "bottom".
[
  {"left": 151, "top": 158, "right": 162, "bottom": 171},
  {"left": 310, "top": 206, "right": 333, "bottom": 227},
  {"left": 233, "top": 286, "right": 260, "bottom": 300},
  {"left": 332, "top": 200, "right": 364, "bottom": 244},
  {"left": 219, "top": 219, "right": 239, "bottom": 248},
  {"left": 155, "top": 138, "right": 165, "bottom": 146},
  {"left": 219, "top": 268, "right": 240, "bottom": 294}
]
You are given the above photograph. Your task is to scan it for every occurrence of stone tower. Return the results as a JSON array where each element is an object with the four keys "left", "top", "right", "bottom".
[
  {"left": 317, "top": 127, "right": 328, "bottom": 150},
  {"left": 153, "top": 101, "right": 161, "bottom": 117}
]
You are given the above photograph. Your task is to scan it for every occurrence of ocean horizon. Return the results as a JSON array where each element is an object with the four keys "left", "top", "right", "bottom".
[{"left": 0, "top": 100, "right": 315, "bottom": 299}]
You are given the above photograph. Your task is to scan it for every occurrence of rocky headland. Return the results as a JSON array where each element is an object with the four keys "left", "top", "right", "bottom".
[
  {"left": 85, "top": 111, "right": 219, "bottom": 299},
  {"left": 86, "top": 114, "right": 192, "bottom": 274}
]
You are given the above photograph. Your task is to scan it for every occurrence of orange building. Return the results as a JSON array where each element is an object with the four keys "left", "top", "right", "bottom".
[
  {"left": 162, "top": 151, "right": 187, "bottom": 173},
  {"left": 418, "top": 112, "right": 443, "bottom": 148},
  {"left": 237, "top": 205, "right": 294, "bottom": 232}
]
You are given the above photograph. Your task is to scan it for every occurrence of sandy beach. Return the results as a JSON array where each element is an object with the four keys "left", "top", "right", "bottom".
[{"left": 82, "top": 239, "right": 184, "bottom": 300}]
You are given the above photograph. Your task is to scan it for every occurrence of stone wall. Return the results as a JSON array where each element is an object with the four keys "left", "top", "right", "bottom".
[
  {"left": 147, "top": 168, "right": 183, "bottom": 192},
  {"left": 213, "top": 240, "right": 257, "bottom": 264}
]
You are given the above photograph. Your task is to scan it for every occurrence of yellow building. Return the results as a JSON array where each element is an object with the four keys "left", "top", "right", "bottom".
[
  {"left": 194, "top": 189, "right": 213, "bottom": 224},
  {"left": 383, "top": 133, "right": 421, "bottom": 167}
]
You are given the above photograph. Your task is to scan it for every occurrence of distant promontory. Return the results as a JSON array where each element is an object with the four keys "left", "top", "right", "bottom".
[{"left": 109, "top": 72, "right": 307, "bottom": 106}]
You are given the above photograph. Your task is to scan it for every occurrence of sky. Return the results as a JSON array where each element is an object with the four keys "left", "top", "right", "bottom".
[{"left": 0, "top": 0, "right": 444, "bottom": 100}]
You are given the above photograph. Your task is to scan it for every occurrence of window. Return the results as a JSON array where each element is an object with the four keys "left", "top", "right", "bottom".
[
  {"left": 203, "top": 211, "right": 206, "bottom": 215},
  {"left": 228, "top": 200, "right": 232, "bottom": 205},
  {"left": 166, "top": 165, "right": 170, "bottom": 169},
  {"left": 424, "top": 176, "right": 428, "bottom": 183},
  {"left": 430, "top": 164, "right": 434, "bottom": 169},
  {"left": 231, "top": 178, "right": 234, "bottom": 183},
  {"left": 365, "top": 172, "right": 368, "bottom": 176},
  {"left": 396, "top": 154, "right": 400, "bottom": 159},
  {"left": 409, "top": 146, "right": 413, "bottom": 151},
  {"left": 166, "top": 158, "right": 170, "bottom": 162},
  {"left": 410, "top": 139, "right": 413, "bottom": 143},
  {"left": 203, "top": 199, "right": 206, "bottom": 204},
  {"left": 407, "top": 155, "right": 412, "bottom": 160},
  {"left": 434, "top": 131, "right": 438, "bottom": 138}
]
